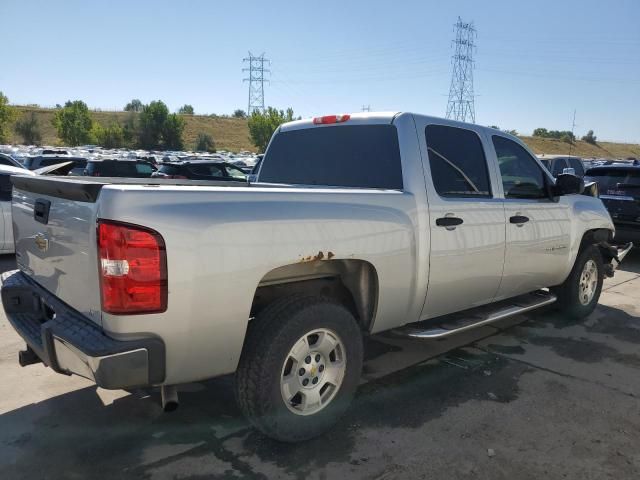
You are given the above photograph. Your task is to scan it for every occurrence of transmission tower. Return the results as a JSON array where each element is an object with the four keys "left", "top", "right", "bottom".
[
  {"left": 243, "top": 52, "right": 270, "bottom": 114},
  {"left": 362, "top": 105, "right": 371, "bottom": 112},
  {"left": 445, "top": 17, "right": 476, "bottom": 123}
]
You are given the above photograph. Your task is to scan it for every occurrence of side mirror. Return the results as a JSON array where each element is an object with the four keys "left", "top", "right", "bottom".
[{"left": 554, "top": 173, "right": 584, "bottom": 196}]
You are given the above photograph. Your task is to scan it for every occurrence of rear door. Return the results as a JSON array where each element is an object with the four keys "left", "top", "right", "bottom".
[
  {"left": 490, "top": 135, "right": 571, "bottom": 299},
  {"left": 419, "top": 122, "right": 506, "bottom": 319}
]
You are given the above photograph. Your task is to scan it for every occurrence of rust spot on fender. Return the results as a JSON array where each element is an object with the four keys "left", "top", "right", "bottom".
[{"left": 298, "top": 251, "right": 330, "bottom": 263}]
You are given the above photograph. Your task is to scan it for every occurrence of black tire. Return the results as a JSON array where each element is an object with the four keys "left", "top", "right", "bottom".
[
  {"left": 551, "top": 244, "right": 604, "bottom": 319},
  {"left": 235, "top": 295, "right": 363, "bottom": 442}
]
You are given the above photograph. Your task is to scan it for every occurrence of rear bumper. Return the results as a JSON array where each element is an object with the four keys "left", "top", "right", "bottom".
[{"left": 0, "top": 270, "right": 165, "bottom": 389}]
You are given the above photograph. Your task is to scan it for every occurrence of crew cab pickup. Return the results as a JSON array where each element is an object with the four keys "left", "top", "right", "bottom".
[{"left": 1, "top": 112, "right": 632, "bottom": 442}]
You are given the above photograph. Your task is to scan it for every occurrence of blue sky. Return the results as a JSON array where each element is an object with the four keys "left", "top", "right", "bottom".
[{"left": 2, "top": 0, "right": 639, "bottom": 142}]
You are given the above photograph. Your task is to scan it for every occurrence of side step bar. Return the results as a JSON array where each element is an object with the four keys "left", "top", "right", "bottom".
[{"left": 396, "top": 290, "right": 557, "bottom": 339}]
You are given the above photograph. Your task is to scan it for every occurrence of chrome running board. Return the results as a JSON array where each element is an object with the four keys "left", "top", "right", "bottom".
[{"left": 397, "top": 290, "right": 557, "bottom": 339}]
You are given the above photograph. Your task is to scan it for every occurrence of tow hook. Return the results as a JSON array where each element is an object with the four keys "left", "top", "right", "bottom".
[
  {"left": 161, "top": 385, "right": 179, "bottom": 412},
  {"left": 18, "top": 345, "right": 42, "bottom": 367}
]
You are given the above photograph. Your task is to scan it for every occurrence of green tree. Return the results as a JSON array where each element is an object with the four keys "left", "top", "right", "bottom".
[
  {"left": 137, "top": 100, "right": 185, "bottom": 150},
  {"left": 124, "top": 99, "right": 143, "bottom": 112},
  {"left": 178, "top": 104, "right": 194, "bottom": 115},
  {"left": 233, "top": 109, "right": 247, "bottom": 118},
  {"left": 533, "top": 128, "right": 548, "bottom": 137},
  {"left": 561, "top": 133, "right": 573, "bottom": 144},
  {"left": 195, "top": 132, "right": 215, "bottom": 152},
  {"left": 0, "top": 92, "right": 17, "bottom": 144},
  {"left": 162, "top": 114, "right": 185, "bottom": 150},
  {"left": 14, "top": 111, "right": 42, "bottom": 145},
  {"left": 582, "top": 130, "right": 597, "bottom": 145},
  {"left": 138, "top": 100, "right": 169, "bottom": 149},
  {"left": 122, "top": 111, "right": 138, "bottom": 146},
  {"left": 92, "top": 122, "right": 125, "bottom": 148},
  {"left": 52, "top": 100, "right": 94, "bottom": 146},
  {"left": 248, "top": 107, "right": 296, "bottom": 152}
]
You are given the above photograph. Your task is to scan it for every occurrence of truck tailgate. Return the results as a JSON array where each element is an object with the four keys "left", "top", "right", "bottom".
[{"left": 11, "top": 176, "right": 104, "bottom": 326}]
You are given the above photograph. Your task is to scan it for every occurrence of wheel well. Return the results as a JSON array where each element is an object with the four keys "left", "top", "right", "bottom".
[
  {"left": 250, "top": 260, "right": 379, "bottom": 331},
  {"left": 580, "top": 228, "right": 616, "bottom": 263},
  {"left": 580, "top": 228, "right": 612, "bottom": 249}
]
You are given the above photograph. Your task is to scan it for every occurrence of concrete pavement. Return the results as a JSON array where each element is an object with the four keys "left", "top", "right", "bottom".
[{"left": 1, "top": 251, "right": 639, "bottom": 479}]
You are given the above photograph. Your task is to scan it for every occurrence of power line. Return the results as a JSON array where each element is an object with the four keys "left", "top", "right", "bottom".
[
  {"left": 242, "top": 52, "right": 270, "bottom": 114},
  {"left": 569, "top": 109, "right": 577, "bottom": 156},
  {"left": 446, "top": 17, "right": 476, "bottom": 123}
]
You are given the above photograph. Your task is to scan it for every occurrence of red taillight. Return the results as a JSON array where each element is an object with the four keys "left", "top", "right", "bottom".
[
  {"left": 98, "top": 220, "right": 167, "bottom": 314},
  {"left": 312, "top": 114, "right": 351, "bottom": 125}
]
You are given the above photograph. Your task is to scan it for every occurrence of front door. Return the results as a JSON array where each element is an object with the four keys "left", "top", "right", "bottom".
[
  {"left": 420, "top": 123, "right": 506, "bottom": 320},
  {"left": 490, "top": 135, "right": 572, "bottom": 300}
]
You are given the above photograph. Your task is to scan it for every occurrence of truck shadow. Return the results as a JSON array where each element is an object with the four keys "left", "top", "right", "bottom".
[{"left": 0, "top": 344, "right": 528, "bottom": 479}]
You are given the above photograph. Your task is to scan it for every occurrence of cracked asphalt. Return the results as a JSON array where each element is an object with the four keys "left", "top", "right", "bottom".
[{"left": 1, "top": 251, "right": 639, "bottom": 479}]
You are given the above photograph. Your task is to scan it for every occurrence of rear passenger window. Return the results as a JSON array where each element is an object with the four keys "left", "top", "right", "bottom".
[
  {"left": 188, "top": 164, "right": 224, "bottom": 178},
  {"left": 568, "top": 158, "right": 585, "bottom": 176},
  {"left": 551, "top": 159, "right": 567, "bottom": 176},
  {"left": 425, "top": 124, "right": 491, "bottom": 198},
  {"left": 259, "top": 125, "right": 403, "bottom": 189},
  {"left": 136, "top": 163, "right": 154, "bottom": 175}
]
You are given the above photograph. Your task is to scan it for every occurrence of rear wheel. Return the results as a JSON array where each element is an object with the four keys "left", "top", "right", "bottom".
[
  {"left": 552, "top": 245, "right": 604, "bottom": 319},
  {"left": 235, "top": 295, "right": 363, "bottom": 442}
]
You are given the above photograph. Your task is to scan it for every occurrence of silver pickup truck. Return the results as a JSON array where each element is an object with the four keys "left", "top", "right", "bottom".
[{"left": 1, "top": 112, "right": 631, "bottom": 442}]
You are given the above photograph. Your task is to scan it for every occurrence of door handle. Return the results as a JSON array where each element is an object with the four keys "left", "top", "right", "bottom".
[
  {"left": 510, "top": 215, "right": 529, "bottom": 225},
  {"left": 436, "top": 217, "right": 464, "bottom": 228}
]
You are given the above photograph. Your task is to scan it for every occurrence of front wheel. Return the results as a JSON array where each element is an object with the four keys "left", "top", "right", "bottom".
[
  {"left": 235, "top": 295, "right": 363, "bottom": 442},
  {"left": 552, "top": 245, "right": 604, "bottom": 319}
]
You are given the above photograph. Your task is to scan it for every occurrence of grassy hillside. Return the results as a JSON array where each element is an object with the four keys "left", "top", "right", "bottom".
[
  {"left": 7, "top": 106, "right": 640, "bottom": 158},
  {"left": 8, "top": 106, "right": 255, "bottom": 152},
  {"left": 519, "top": 135, "right": 640, "bottom": 159}
]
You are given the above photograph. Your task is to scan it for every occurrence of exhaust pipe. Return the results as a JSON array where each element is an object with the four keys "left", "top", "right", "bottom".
[
  {"left": 161, "top": 385, "right": 179, "bottom": 412},
  {"left": 19, "top": 346, "right": 42, "bottom": 367}
]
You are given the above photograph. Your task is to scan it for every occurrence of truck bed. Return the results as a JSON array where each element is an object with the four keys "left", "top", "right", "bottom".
[{"left": 11, "top": 175, "right": 253, "bottom": 202}]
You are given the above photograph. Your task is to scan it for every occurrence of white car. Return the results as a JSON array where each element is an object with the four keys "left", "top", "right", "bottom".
[
  {"left": 0, "top": 162, "right": 75, "bottom": 253},
  {"left": 0, "top": 165, "right": 34, "bottom": 253}
]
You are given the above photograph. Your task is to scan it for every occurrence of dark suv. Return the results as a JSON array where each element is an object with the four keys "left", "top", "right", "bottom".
[
  {"left": 84, "top": 159, "right": 156, "bottom": 178},
  {"left": 151, "top": 160, "right": 247, "bottom": 181},
  {"left": 539, "top": 155, "right": 586, "bottom": 178},
  {"left": 24, "top": 155, "right": 88, "bottom": 176},
  {"left": 585, "top": 162, "right": 640, "bottom": 243}
]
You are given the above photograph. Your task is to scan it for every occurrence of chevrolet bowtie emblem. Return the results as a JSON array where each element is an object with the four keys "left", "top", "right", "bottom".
[{"left": 34, "top": 232, "right": 49, "bottom": 252}]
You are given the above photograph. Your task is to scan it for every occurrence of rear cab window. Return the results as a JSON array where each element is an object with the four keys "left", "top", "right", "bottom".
[
  {"left": 259, "top": 124, "right": 403, "bottom": 189},
  {"left": 425, "top": 124, "right": 491, "bottom": 198}
]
